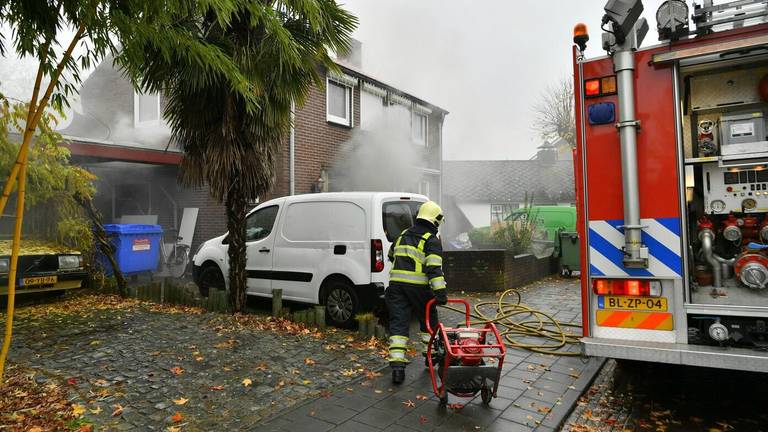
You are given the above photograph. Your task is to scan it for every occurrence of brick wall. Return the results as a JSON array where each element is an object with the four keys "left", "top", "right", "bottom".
[
  {"left": 443, "top": 250, "right": 557, "bottom": 292},
  {"left": 173, "top": 185, "right": 228, "bottom": 254},
  {"left": 267, "top": 76, "right": 361, "bottom": 199}
]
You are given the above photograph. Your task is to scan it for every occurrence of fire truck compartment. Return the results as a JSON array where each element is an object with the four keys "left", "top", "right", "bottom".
[{"left": 681, "top": 55, "right": 768, "bottom": 313}]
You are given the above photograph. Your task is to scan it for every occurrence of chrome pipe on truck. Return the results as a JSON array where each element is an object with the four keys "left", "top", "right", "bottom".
[{"left": 602, "top": 1, "right": 650, "bottom": 268}]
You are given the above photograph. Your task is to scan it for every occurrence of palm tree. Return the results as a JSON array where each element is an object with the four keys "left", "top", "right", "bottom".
[{"left": 136, "top": 1, "right": 357, "bottom": 312}]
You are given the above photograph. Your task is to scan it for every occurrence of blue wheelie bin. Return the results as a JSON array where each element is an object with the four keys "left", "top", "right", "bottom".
[{"left": 98, "top": 224, "right": 163, "bottom": 275}]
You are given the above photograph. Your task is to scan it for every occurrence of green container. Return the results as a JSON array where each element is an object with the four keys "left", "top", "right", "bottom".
[{"left": 558, "top": 230, "right": 581, "bottom": 276}]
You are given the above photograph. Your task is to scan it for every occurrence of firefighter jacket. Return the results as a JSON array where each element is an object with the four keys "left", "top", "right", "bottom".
[{"left": 388, "top": 219, "right": 446, "bottom": 292}]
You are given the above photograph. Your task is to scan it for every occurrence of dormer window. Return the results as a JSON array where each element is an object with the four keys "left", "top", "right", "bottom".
[{"left": 134, "top": 91, "right": 161, "bottom": 126}]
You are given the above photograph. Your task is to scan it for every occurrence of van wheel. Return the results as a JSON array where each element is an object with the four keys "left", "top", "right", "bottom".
[
  {"left": 198, "top": 265, "right": 225, "bottom": 298},
  {"left": 323, "top": 280, "right": 359, "bottom": 328}
]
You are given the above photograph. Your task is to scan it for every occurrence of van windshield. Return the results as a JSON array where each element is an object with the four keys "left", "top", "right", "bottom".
[{"left": 383, "top": 201, "right": 423, "bottom": 242}]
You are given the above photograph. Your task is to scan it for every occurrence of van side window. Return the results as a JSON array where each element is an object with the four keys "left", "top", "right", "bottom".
[
  {"left": 246, "top": 206, "right": 279, "bottom": 242},
  {"left": 383, "top": 201, "right": 422, "bottom": 242}
]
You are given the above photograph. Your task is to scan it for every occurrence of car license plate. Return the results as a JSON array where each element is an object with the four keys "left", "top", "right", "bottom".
[
  {"left": 21, "top": 276, "right": 58, "bottom": 286},
  {"left": 598, "top": 295, "right": 667, "bottom": 312}
]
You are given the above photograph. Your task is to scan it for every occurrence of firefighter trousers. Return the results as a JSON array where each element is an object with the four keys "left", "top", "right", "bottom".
[{"left": 385, "top": 282, "right": 438, "bottom": 367}]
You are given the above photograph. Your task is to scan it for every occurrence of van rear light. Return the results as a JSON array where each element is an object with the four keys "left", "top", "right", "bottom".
[
  {"left": 371, "top": 239, "right": 385, "bottom": 272},
  {"left": 592, "top": 279, "right": 662, "bottom": 297}
]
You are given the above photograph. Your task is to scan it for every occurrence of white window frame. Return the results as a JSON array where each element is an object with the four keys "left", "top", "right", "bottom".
[
  {"left": 412, "top": 111, "right": 428, "bottom": 146},
  {"left": 326, "top": 77, "right": 354, "bottom": 127},
  {"left": 133, "top": 91, "right": 161, "bottom": 127}
]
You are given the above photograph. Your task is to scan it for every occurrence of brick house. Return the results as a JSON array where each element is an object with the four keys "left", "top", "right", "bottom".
[{"left": 58, "top": 43, "right": 447, "bottom": 252}]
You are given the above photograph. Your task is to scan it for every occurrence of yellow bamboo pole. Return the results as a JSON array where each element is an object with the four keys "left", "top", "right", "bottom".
[
  {"left": 0, "top": 155, "right": 27, "bottom": 380},
  {"left": 0, "top": 34, "right": 51, "bottom": 216},
  {"left": 0, "top": 25, "right": 85, "bottom": 381}
]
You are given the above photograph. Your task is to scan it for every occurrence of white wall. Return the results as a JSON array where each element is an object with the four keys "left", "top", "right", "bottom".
[{"left": 458, "top": 202, "right": 489, "bottom": 228}]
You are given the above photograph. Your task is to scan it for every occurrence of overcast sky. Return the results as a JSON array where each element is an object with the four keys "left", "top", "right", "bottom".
[
  {"left": 341, "top": 0, "right": 666, "bottom": 160},
  {"left": 0, "top": 0, "right": 670, "bottom": 160}
]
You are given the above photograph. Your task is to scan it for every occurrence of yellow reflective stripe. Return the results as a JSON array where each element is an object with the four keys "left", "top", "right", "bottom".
[
  {"left": 420, "top": 333, "right": 431, "bottom": 343},
  {"left": 388, "top": 352, "right": 408, "bottom": 362},
  {"left": 390, "top": 271, "right": 428, "bottom": 285},
  {"left": 430, "top": 276, "right": 446, "bottom": 290},
  {"left": 394, "top": 245, "right": 426, "bottom": 262},
  {"left": 425, "top": 254, "right": 442, "bottom": 266},
  {"left": 389, "top": 335, "right": 409, "bottom": 344}
]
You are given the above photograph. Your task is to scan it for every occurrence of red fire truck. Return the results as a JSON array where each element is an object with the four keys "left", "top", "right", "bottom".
[{"left": 574, "top": 0, "right": 768, "bottom": 372}]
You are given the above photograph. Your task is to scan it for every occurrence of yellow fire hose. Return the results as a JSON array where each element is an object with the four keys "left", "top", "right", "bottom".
[{"left": 441, "top": 289, "right": 582, "bottom": 357}]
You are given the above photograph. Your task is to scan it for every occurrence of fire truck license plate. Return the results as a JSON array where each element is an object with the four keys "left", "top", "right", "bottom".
[
  {"left": 21, "top": 276, "right": 57, "bottom": 286},
  {"left": 598, "top": 296, "right": 667, "bottom": 312}
]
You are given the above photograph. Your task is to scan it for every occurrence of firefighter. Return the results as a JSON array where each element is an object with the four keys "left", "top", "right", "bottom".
[{"left": 385, "top": 200, "right": 447, "bottom": 385}]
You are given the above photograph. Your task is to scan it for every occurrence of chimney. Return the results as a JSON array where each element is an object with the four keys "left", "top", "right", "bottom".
[{"left": 338, "top": 38, "right": 362, "bottom": 68}]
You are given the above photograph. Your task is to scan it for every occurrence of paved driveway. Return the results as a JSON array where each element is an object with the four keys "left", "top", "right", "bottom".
[
  {"left": 5, "top": 296, "right": 386, "bottom": 431},
  {"left": 257, "top": 278, "right": 603, "bottom": 432}
]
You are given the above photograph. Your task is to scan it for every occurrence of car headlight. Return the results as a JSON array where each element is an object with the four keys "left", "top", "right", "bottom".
[
  {"left": 0, "top": 258, "right": 8, "bottom": 273},
  {"left": 58, "top": 255, "right": 83, "bottom": 270}
]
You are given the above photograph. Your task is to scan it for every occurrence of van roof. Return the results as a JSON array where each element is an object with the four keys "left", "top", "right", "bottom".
[{"left": 259, "top": 192, "right": 428, "bottom": 207}]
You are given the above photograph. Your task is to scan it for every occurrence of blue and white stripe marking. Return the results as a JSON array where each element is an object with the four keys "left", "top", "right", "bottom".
[{"left": 588, "top": 218, "right": 682, "bottom": 278}]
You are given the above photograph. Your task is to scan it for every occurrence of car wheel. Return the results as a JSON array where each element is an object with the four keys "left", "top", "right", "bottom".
[
  {"left": 198, "top": 265, "right": 225, "bottom": 298},
  {"left": 322, "top": 280, "right": 359, "bottom": 328}
]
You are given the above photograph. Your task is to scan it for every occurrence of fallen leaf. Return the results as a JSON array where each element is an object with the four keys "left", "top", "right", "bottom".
[
  {"left": 79, "top": 425, "right": 94, "bottom": 432},
  {"left": 29, "top": 427, "right": 43, "bottom": 432},
  {"left": 416, "top": 394, "right": 428, "bottom": 401},
  {"left": 210, "top": 385, "right": 225, "bottom": 391},
  {"left": 112, "top": 403, "right": 124, "bottom": 417},
  {"left": 537, "top": 407, "right": 552, "bottom": 414},
  {"left": 447, "top": 403, "right": 465, "bottom": 410},
  {"left": 195, "top": 356, "right": 204, "bottom": 362},
  {"left": 172, "top": 411, "right": 183, "bottom": 423},
  {"left": 90, "top": 406, "right": 103, "bottom": 415},
  {"left": 302, "top": 380, "right": 312, "bottom": 385},
  {"left": 173, "top": 397, "right": 189, "bottom": 405},
  {"left": 170, "top": 366, "right": 184, "bottom": 376},
  {"left": 403, "top": 400, "right": 416, "bottom": 408},
  {"left": 167, "top": 427, "right": 182, "bottom": 432},
  {"left": 340, "top": 369, "right": 357, "bottom": 377},
  {"left": 67, "top": 377, "right": 78, "bottom": 385},
  {"left": 90, "top": 340, "right": 101, "bottom": 346},
  {"left": 374, "top": 389, "right": 383, "bottom": 394},
  {"left": 242, "top": 378, "right": 253, "bottom": 387},
  {"left": 419, "top": 415, "right": 429, "bottom": 425},
  {"left": 71, "top": 403, "right": 87, "bottom": 418},
  {"left": 304, "top": 357, "right": 316, "bottom": 366}
]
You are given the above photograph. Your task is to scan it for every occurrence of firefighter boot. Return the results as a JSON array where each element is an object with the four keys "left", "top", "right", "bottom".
[{"left": 391, "top": 365, "right": 405, "bottom": 385}]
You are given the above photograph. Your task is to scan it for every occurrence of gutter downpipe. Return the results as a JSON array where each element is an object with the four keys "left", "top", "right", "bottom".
[
  {"left": 612, "top": 32, "right": 648, "bottom": 268},
  {"left": 289, "top": 99, "right": 296, "bottom": 196}
]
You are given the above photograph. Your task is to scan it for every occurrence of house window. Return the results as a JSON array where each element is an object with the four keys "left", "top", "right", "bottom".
[
  {"left": 412, "top": 112, "right": 427, "bottom": 145},
  {"left": 491, "top": 204, "right": 514, "bottom": 223},
  {"left": 327, "top": 78, "right": 353, "bottom": 127},
  {"left": 134, "top": 92, "right": 160, "bottom": 126},
  {"left": 491, "top": 205, "right": 505, "bottom": 224}
]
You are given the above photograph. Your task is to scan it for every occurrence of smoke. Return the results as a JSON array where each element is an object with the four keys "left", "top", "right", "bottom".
[
  {"left": 330, "top": 115, "right": 426, "bottom": 193},
  {"left": 109, "top": 114, "right": 173, "bottom": 151}
]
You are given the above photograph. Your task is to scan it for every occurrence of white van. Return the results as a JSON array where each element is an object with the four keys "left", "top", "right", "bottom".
[{"left": 192, "top": 192, "right": 428, "bottom": 327}]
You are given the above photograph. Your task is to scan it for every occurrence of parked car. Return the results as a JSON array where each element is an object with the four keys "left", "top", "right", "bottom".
[
  {"left": 0, "top": 240, "right": 87, "bottom": 295},
  {"left": 192, "top": 192, "right": 428, "bottom": 327}
]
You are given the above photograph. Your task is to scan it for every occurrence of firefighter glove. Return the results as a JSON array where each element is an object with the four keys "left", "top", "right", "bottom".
[{"left": 434, "top": 290, "right": 448, "bottom": 306}]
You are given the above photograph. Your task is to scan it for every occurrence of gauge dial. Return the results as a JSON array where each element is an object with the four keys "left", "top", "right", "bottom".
[
  {"left": 743, "top": 198, "right": 758, "bottom": 211},
  {"left": 710, "top": 200, "right": 726, "bottom": 213}
]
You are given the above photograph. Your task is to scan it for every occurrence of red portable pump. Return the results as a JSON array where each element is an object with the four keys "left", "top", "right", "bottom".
[{"left": 425, "top": 299, "right": 506, "bottom": 405}]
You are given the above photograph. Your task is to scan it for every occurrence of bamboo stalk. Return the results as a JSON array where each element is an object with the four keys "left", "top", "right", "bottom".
[{"left": 0, "top": 157, "right": 28, "bottom": 380}]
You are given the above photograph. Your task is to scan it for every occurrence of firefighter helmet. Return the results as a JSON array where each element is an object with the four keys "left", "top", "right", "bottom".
[{"left": 417, "top": 201, "right": 445, "bottom": 227}]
